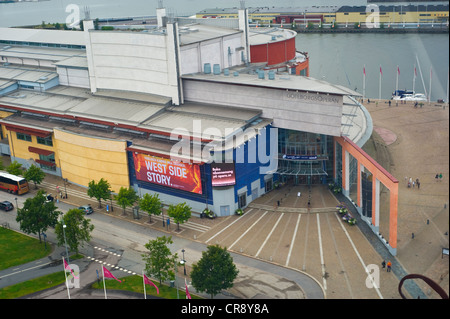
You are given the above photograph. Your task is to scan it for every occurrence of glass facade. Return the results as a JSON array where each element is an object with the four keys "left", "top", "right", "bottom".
[{"left": 277, "top": 129, "right": 334, "bottom": 185}]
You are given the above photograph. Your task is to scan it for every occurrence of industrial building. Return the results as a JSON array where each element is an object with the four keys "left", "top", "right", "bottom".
[{"left": 197, "top": 4, "right": 449, "bottom": 26}]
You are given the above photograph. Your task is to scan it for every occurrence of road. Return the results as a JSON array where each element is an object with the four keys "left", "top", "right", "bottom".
[{"left": 0, "top": 190, "right": 323, "bottom": 299}]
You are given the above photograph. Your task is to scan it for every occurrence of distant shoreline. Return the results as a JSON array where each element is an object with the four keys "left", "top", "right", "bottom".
[{"left": 294, "top": 27, "right": 448, "bottom": 34}]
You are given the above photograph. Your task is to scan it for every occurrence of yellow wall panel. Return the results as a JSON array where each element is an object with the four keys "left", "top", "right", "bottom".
[{"left": 53, "top": 128, "right": 129, "bottom": 191}]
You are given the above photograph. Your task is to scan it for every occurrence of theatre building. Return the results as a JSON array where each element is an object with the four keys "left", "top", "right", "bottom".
[{"left": 0, "top": 6, "right": 398, "bottom": 255}]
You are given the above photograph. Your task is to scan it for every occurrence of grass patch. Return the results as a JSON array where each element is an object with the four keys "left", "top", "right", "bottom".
[
  {"left": 91, "top": 275, "right": 202, "bottom": 299},
  {"left": 0, "top": 271, "right": 66, "bottom": 299},
  {"left": 0, "top": 227, "right": 52, "bottom": 270}
]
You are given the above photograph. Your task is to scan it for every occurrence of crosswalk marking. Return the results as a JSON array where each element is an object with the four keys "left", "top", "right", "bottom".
[
  {"left": 255, "top": 213, "right": 284, "bottom": 258},
  {"left": 229, "top": 211, "right": 268, "bottom": 250}
]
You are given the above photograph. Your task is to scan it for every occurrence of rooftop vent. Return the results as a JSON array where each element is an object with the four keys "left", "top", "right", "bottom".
[
  {"left": 213, "top": 64, "right": 221, "bottom": 75},
  {"left": 204, "top": 63, "right": 211, "bottom": 74}
]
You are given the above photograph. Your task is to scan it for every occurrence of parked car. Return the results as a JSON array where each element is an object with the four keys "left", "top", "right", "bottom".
[
  {"left": 44, "top": 193, "right": 54, "bottom": 202},
  {"left": 0, "top": 201, "right": 14, "bottom": 211},
  {"left": 78, "top": 204, "right": 94, "bottom": 215}
]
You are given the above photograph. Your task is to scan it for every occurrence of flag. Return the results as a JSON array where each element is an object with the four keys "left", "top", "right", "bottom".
[
  {"left": 380, "top": 66, "right": 383, "bottom": 76},
  {"left": 63, "top": 257, "right": 78, "bottom": 279},
  {"left": 185, "top": 278, "right": 191, "bottom": 299},
  {"left": 363, "top": 66, "right": 366, "bottom": 76},
  {"left": 414, "top": 66, "right": 417, "bottom": 77},
  {"left": 103, "top": 266, "right": 121, "bottom": 283},
  {"left": 397, "top": 66, "right": 400, "bottom": 75},
  {"left": 143, "top": 274, "right": 159, "bottom": 295}
]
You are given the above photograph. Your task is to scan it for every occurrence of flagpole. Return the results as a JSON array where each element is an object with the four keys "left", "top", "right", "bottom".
[
  {"left": 428, "top": 66, "right": 432, "bottom": 103},
  {"left": 142, "top": 270, "right": 147, "bottom": 300},
  {"left": 102, "top": 266, "right": 107, "bottom": 299},
  {"left": 379, "top": 65, "right": 382, "bottom": 100},
  {"left": 62, "top": 257, "right": 70, "bottom": 299},
  {"left": 363, "top": 65, "right": 366, "bottom": 101},
  {"left": 413, "top": 63, "right": 416, "bottom": 93},
  {"left": 396, "top": 65, "right": 399, "bottom": 98}
]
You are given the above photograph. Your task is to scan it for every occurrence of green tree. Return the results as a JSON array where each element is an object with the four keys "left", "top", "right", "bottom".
[
  {"left": 87, "top": 178, "right": 112, "bottom": 208},
  {"left": 114, "top": 187, "right": 138, "bottom": 216},
  {"left": 139, "top": 193, "right": 162, "bottom": 223},
  {"left": 167, "top": 202, "right": 191, "bottom": 231},
  {"left": 55, "top": 208, "right": 94, "bottom": 255},
  {"left": 16, "top": 190, "right": 61, "bottom": 243},
  {"left": 191, "top": 245, "right": 239, "bottom": 299},
  {"left": 142, "top": 236, "right": 178, "bottom": 285},
  {"left": 6, "top": 160, "right": 22, "bottom": 176},
  {"left": 24, "top": 164, "right": 45, "bottom": 189}
]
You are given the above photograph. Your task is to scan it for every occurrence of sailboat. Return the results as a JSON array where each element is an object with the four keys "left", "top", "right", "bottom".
[{"left": 391, "top": 60, "right": 427, "bottom": 102}]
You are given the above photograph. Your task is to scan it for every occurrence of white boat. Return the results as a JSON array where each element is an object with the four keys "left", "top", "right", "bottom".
[
  {"left": 392, "top": 90, "right": 427, "bottom": 101},
  {"left": 402, "top": 93, "right": 427, "bottom": 101}
]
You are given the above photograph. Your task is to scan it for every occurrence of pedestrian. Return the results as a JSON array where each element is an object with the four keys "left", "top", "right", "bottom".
[
  {"left": 417, "top": 181, "right": 420, "bottom": 189},
  {"left": 436, "top": 173, "right": 439, "bottom": 182},
  {"left": 412, "top": 181, "right": 415, "bottom": 188},
  {"left": 381, "top": 260, "right": 386, "bottom": 269},
  {"left": 387, "top": 261, "right": 392, "bottom": 272},
  {"left": 389, "top": 100, "right": 391, "bottom": 107},
  {"left": 439, "top": 173, "right": 443, "bottom": 181}
]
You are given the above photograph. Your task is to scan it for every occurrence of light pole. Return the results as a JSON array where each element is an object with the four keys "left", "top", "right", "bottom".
[
  {"left": 181, "top": 249, "right": 186, "bottom": 276},
  {"left": 62, "top": 221, "right": 69, "bottom": 263},
  {"left": 14, "top": 197, "right": 18, "bottom": 209},
  {"left": 63, "top": 178, "right": 68, "bottom": 199}
]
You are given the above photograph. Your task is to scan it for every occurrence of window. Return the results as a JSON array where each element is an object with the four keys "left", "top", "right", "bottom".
[
  {"left": 17, "top": 132, "right": 32, "bottom": 142},
  {"left": 37, "top": 136, "right": 53, "bottom": 146},
  {"left": 238, "top": 193, "right": 247, "bottom": 209},
  {"left": 39, "top": 153, "right": 56, "bottom": 171}
]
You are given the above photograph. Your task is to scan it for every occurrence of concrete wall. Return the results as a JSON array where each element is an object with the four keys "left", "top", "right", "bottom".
[
  {"left": 84, "top": 23, "right": 182, "bottom": 104},
  {"left": 57, "top": 67, "right": 90, "bottom": 88},
  {"left": 183, "top": 79, "right": 343, "bottom": 137},
  {"left": 180, "top": 34, "right": 242, "bottom": 75}
]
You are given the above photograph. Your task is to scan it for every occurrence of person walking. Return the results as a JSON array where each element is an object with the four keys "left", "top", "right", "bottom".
[
  {"left": 387, "top": 261, "right": 392, "bottom": 272},
  {"left": 381, "top": 260, "right": 386, "bottom": 269}
]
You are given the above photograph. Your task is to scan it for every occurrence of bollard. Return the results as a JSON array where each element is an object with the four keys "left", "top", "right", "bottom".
[{"left": 412, "top": 233, "right": 415, "bottom": 239}]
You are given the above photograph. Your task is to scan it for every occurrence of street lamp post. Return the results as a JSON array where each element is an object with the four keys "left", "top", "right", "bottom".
[
  {"left": 181, "top": 249, "right": 186, "bottom": 276},
  {"left": 63, "top": 178, "right": 68, "bottom": 199},
  {"left": 14, "top": 197, "right": 18, "bottom": 209},
  {"left": 161, "top": 202, "right": 165, "bottom": 227},
  {"left": 62, "top": 222, "right": 69, "bottom": 263}
]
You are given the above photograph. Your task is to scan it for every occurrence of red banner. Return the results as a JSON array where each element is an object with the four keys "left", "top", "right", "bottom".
[{"left": 133, "top": 153, "right": 202, "bottom": 194}]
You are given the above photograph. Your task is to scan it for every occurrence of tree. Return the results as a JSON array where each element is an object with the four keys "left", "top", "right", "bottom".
[
  {"left": 142, "top": 236, "right": 178, "bottom": 285},
  {"left": 87, "top": 178, "right": 112, "bottom": 208},
  {"left": 6, "top": 160, "right": 22, "bottom": 176},
  {"left": 167, "top": 202, "right": 191, "bottom": 231},
  {"left": 24, "top": 164, "right": 46, "bottom": 189},
  {"left": 191, "top": 245, "right": 239, "bottom": 299},
  {"left": 55, "top": 208, "right": 94, "bottom": 255},
  {"left": 114, "top": 187, "right": 138, "bottom": 216},
  {"left": 139, "top": 193, "right": 162, "bottom": 223},
  {"left": 16, "top": 190, "right": 61, "bottom": 243}
]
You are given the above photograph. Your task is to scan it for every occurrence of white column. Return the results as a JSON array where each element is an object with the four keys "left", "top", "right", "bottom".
[
  {"left": 343, "top": 150, "right": 350, "bottom": 197},
  {"left": 374, "top": 178, "right": 380, "bottom": 228}
]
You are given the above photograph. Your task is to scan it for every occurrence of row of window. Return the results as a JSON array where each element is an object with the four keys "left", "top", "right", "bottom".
[
  {"left": 15, "top": 132, "right": 55, "bottom": 171},
  {"left": 0, "top": 40, "right": 85, "bottom": 50},
  {"left": 16, "top": 132, "right": 53, "bottom": 146}
]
